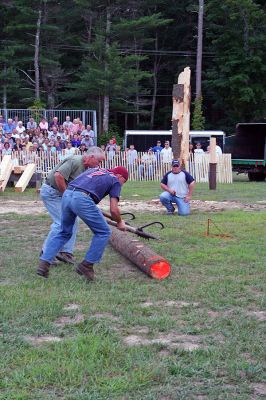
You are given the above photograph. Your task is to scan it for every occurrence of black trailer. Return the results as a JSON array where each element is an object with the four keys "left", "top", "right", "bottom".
[{"left": 224, "top": 123, "right": 266, "bottom": 181}]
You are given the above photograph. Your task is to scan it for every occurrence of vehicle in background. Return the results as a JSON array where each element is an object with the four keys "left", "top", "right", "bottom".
[
  {"left": 124, "top": 130, "right": 225, "bottom": 152},
  {"left": 224, "top": 123, "right": 266, "bottom": 181}
]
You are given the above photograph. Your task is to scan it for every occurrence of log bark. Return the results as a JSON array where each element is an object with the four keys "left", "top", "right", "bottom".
[{"left": 109, "top": 227, "right": 171, "bottom": 280}]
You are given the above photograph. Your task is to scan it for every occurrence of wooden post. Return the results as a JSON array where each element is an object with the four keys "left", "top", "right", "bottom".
[
  {"left": 179, "top": 67, "right": 191, "bottom": 167},
  {"left": 172, "top": 83, "right": 184, "bottom": 160},
  {"left": 209, "top": 137, "right": 217, "bottom": 190},
  {"left": 172, "top": 67, "right": 191, "bottom": 167}
]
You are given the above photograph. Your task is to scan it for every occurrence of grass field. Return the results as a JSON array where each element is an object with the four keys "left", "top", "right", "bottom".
[{"left": 0, "top": 178, "right": 265, "bottom": 399}]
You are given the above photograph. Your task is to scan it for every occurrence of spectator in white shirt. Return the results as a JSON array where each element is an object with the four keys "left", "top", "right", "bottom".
[
  {"left": 126, "top": 144, "right": 138, "bottom": 166},
  {"left": 62, "top": 116, "right": 73, "bottom": 130},
  {"left": 194, "top": 142, "right": 204, "bottom": 154},
  {"left": 160, "top": 141, "right": 173, "bottom": 163},
  {"left": 27, "top": 117, "right": 37, "bottom": 130},
  {"left": 16, "top": 121, "right": 26, "bottom": 134},
  {"left": 63, "top": 142, "right": 76, "bottom": 157}
]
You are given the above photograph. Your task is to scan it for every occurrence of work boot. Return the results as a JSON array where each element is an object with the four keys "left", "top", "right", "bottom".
[
  {"left": 76, "top": 260, "right": 95, "bottom": 281},
  {"left": 37, "top": 260, "right": 50, "bottom": 278},
  {"left": 56, "top": 252, "right": 75, "bottom": 265},
  {"left": 40, "top": 250, "right": 58, "bottom": 267}
]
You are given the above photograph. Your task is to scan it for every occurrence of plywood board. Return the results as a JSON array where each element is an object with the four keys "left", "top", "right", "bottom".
[
  {"left": 15, "top": 163, "right": 36, "bottom": 192},
  {"left": 0, "top": 155, "right": 13, "bottom": 192}
]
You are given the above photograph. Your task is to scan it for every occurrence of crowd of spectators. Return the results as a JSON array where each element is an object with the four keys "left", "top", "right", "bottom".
[{"left": 0, "top": 114, "right": 96, "bottom": 160}]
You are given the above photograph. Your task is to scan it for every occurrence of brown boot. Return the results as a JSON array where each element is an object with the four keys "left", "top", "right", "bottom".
[
  {"left": 76, "top": 260, "right": 94, "bottom": 281},
  {"left": 56, "top": 252, "right": 75, "bottom": 265},
  {"left": 37, "top": 260, "right": 51, "bottom": 278}
]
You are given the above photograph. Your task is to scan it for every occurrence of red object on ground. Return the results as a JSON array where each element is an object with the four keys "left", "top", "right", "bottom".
[{"left": 148, "top": 257, "right": 171, "bottom": 280}]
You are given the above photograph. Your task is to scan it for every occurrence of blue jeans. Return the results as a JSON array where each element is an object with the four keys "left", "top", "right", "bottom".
[
  {"left": 159, "top": 191, "right": 190, "bottom": 216},
  {"left": 40, "top": 183, "right": 78, "bottom": 254},
  {"left": 40, "top": 189, "right": 111, "bottom": 264}
]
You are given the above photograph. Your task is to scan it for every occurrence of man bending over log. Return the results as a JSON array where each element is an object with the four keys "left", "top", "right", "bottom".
[
  {"left": 37, "top": 166, "right": 128, "bottom": 281},
  {"left": 40, "top": 147, "right": 105, "bottom": 265}
]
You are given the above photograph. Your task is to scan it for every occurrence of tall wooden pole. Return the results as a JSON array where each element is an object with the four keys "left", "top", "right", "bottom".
[
  {"left": 209, "top": 137, "right": 217, "bottom": 190},
  {"left": 172, "top": 67, "right": 191, "bottom": 166},
  {"left": 196, "top": 0, "right": 204, "bottom": 99}
]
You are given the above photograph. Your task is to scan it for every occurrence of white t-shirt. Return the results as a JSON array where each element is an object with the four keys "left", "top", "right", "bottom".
[
  {"left": 194, "top": 148, "right": 204, "bottom": 154},
  {"left": 160, "top": 147, "right": 173, "bottom": 163},
  {"left": 127, "top": 149, "right": 138, "bottom": 164},
  {"left": 216, "top": 145, "right": 222, "bottom": 155},
  {"left": 165, "top": 171, "right": 190, "bottom": 198}
]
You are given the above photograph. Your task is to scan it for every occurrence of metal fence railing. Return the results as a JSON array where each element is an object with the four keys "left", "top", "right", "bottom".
[{"left": 0, "top": 151, "right": 232, "bottom": 183}]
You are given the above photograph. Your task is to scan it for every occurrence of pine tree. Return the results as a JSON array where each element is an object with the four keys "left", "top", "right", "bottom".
[{"left": 192, "top": 97, "right": 205, "bottom": 130}]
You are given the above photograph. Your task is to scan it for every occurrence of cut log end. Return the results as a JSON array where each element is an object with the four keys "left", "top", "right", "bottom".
[{"left": 150, "top": 260, "right": 171, "bottom": 280}]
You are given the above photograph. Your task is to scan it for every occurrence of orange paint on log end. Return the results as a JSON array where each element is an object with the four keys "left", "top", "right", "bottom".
[{"left": 150, "top": 260, "right": 171, "bottom": 280}]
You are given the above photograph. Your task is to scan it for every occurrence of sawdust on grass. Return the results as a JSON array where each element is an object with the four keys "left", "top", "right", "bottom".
[{"left": 1, "top": 198, "right": 266, "bottom": 215}]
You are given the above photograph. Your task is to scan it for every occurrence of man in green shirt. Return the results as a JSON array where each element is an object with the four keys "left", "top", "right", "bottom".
[{"left": 40, "top": 147, "right": 105, "bottom": 264}]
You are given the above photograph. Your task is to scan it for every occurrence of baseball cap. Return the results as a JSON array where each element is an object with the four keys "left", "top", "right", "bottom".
[
  {"left": 109, "top": 166, "right": 128, "bottom": 182},
  {"left": 172, "top": 159, "right": 180, "bottom": 167}
]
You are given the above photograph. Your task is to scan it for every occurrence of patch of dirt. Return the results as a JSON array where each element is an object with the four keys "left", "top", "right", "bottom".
[
  {"left": 246, "top": 311, "right": 266, "bottom": 321},
  {"left": 91, "top": 312, "right": 120, "bottom": 322},
  {"left": 207, "top": 310, "right": 233, "bottom": 318},
  {"left": 63, "top": 303, "right": 80, "bottom": 311},
  {"left": 253, "top": 383, "right": 266, "bottom": 397},
  {"left": 141, "top": 300, "right": 200, "bottom": 308},
  {"left": 1, "top": 198, "right": 266, "bottom": 215},
  {"left": 0, "top": 200, "right": 46, "bottom": 215},
  {"left": 75, "top": 243, "right": 88, "bottom": 251},
  {"left": 54, "top": 313, "right": 85, "bottom": 328},
  {"left": 101, "top": 262, "right": 141, "bottom": 280},
  {"left": 24, "top": 335, "right": 63, "bottom": 345},
  {"left": 123, "top": 332, "right": 204, "bottom": 351}
]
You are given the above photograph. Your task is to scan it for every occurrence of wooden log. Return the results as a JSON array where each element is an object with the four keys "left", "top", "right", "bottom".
[
  {"left": 15, "top": 163, "right": 36, "bottom": 192},
  {"left": 109, "top": 226, "right": 171, "bottom": 280},
  {"left": 0, "top": 155, "right": 13, "bottom": 192},
  {"left": 13, "top": 165, "right": 26, "bottom": 174},
  {"left": 179, "top": 67, "right": 191, "bottom": 166}
]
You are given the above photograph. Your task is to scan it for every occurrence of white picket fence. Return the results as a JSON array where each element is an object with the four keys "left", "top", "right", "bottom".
[{"left": 0, "top": 151, "right": 232, "bottom": 183}]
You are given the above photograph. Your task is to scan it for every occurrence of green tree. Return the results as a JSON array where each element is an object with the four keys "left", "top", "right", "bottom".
[
  {"left": 204, "top": 0, "right": 266, "bottom": 130},
  {"left": 192, "top": 96, "right": 205, "bottom": 130}
]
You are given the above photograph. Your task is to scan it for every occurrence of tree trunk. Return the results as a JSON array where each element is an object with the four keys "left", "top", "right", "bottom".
[
  {"left": 196, "top": 0, "right": 204, "bottom": 99},
  {"left": 103, "top": 95, "right": 109, "bottom": 133},
  {"left": 124, "top": 113, "right": 128, "bottom": 131},
  {"left": 3, "top": 65, "right": 7, "bottom": 110},
  {"left": 98, "top": 94, "right": 102, "bottom": 136},
  {"left": 47, "top": 92, "right": 55, "bottom": 108},
  {"left": 150, "top": 34, "right": 159, "bottom": 129},
  {"left": 102, "top": 7, "right": 111, "bottom": 133},
  {"left": 34, "top": 9, "right": 42, "bottom": 101},
  {"left": 134, "top": 37, "right": 141, "bottom": 127}
]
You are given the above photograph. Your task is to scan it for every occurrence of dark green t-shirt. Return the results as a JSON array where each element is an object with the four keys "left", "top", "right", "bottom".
[{"left": 46, "top": 155, "right": 85, "bottom": 190}]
